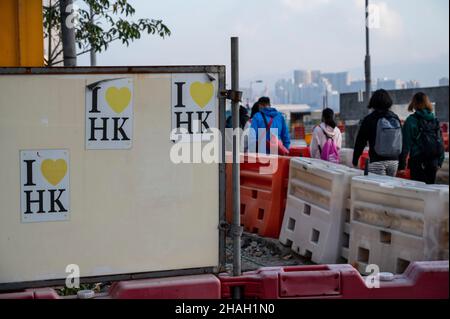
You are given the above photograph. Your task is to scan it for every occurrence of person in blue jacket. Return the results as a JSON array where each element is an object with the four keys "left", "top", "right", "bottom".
[{"left": 248, "top": 97, "right": 290, "bottom": 154}]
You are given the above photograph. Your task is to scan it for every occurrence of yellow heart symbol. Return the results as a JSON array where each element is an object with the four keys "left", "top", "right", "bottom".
[
  {"left": 105, "top": 87, "right": 132, "bottom": 114},
  {"left": 190, "top": 82, "right": 214, "bottom": 108},
  {"left": 41, "top": 159, "right": 67, "bottom": 186}
]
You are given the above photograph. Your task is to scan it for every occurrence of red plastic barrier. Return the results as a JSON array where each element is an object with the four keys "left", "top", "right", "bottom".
[
  {"left": 109, "top": 274, "right": 221, "bottom": 299},
  {"left": 0, "top": 288, "right": 60, "bottom": 299},
  {"left": 395, "top": 155, "right": 411, "bottom": 180},
  {"left": 288, "top": 146, "right": 311, "bottom": 158},
  {"left": 293, "top": 126, "right": 305, "bottom": 140},
  {"left": 2, "top": 262, "right": 447, "bottom": 299},
  {"left": 359, "top": 150, "right": 370, "bottom": 170},
  {"left": 220, "top": 261, "right": 449, "bottom": 299},
  {"left": 226, "top": 154, "right": 291, "bottom": 238},
  {"left": 396, "top": 169, "right": 411, "bottom": 180}
]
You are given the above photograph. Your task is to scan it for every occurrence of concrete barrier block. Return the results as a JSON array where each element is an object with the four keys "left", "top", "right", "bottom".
[
  {"left": 349, "top": 175, "right": 449, "bottom": 273},
  {"left": 280, "top": 158, "right": 362, "bottom": 264}
]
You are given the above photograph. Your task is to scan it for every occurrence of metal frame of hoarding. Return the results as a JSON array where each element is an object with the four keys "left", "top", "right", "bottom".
[{"left": 0, "top": 66, "right": 227, "bottom": 292}]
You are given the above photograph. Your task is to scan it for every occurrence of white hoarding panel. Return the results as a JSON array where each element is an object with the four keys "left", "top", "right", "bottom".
[{"left": 0, "top": 69, "right": 223, "bottom": 287}]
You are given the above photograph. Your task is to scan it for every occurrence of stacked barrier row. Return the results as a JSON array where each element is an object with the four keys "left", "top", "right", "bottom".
[
  {"left": 349, "top": 175, "right": 449, "bottom": 274},
  {"left": 279, "top": 158, "right": 363, "bottom": 264}
]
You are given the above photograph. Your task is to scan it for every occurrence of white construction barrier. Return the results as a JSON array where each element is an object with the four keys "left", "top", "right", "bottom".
[
  {"left": 340, "top": 198, "right": 352, "bottom": 263},
  {"left": 349, "top": 175, "right": 449, "bottom": 274},
  {"left": 339, "top": 148, "right": 354, "bottom": 168},
  {"left": 428, "top": 185, "right": 449, "bottom": 260},
  {"left": 436, "top": 153, "right": 449, "bottom": 185},
  {"left": 279, "top": 158, "right": 362, "bottom": 264}
]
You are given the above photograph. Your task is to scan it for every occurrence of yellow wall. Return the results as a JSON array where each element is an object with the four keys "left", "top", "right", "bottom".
[{"left": 0, "top": 0, "right": 44, "bottom": 67}]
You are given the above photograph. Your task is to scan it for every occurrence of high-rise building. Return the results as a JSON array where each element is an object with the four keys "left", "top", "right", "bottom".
[
  {"left": 275, "top": 79, "right": 295, "bottom": 104},
  {"left": 311, "top": 70, "right": 322, "bottom": 83},
  {"left": 327, "top": 91, "right": 340, "bottom": 112},
  {"left": 439, "top": 77, "right": 449, "bottom": 86},
  {"left": 405, "top": 80, "right": 421, "bottom": 89},
  {"left": 348, "top": 80, "right": 367, "bottom": 93},
  {"left": 294, "top": 70, "right": 312, "bottom": 86},
  {"left": 273, "top": 70, "right": 358, "bottom": 111},
  {"left": 295, "top": 78, "right": 332, "bottom": 109},
  {"left": 376, "top": 78, "right": 404, "bottom": 90},
  {"left": 322, "top": 72, "right": 350, "bottom": 93}
]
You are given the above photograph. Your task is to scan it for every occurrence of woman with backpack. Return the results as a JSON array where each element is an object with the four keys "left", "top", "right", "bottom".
[
  {"left": 398, "top": 92, "right": 445, "bottom": 184},
  {"left": 352, "top": 89, "right": 403, "bottom": 176},
  {"left": 310, "top": 108, "right": 342, "bottom": 163}
]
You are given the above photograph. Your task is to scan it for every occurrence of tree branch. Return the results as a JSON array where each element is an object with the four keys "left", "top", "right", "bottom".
[
  {"left": 50, "top": 59, "right": 64, "bottom": 65},
  {"left": 76, "top": 36, "right": 120, "bottom": 56},
  {"left": 51, "top": 48, "right": 64, "bottom": 61}
]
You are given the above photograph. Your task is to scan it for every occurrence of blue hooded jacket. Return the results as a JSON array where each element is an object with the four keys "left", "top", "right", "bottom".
[{"left": 249, "top": 107, "right": 291, "bottom": 152}]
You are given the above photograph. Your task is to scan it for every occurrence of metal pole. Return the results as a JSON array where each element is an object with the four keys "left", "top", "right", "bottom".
[
  {"left": 218, "top": 68, "right": 227, "bottom": 272},
  {"left": 89, "top": 5, "right": 97, "bottom": 66},
  {"left": 59, "top": 0, "right": 77, "bottom": 66},
  {"left": 364, "top": 0, "right": 372, "bottom": 104},
  {"left": 231, "top": 36, "right": 242, "bottom": 300}
]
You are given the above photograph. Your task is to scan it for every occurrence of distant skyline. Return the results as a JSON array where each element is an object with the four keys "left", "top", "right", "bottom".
[{"left": 78, "top": 0, "right": 449, "bottom": 88}]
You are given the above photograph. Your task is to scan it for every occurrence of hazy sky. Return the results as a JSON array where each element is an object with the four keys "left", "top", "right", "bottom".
[{"left": 78, "top": 0, "right": 449, "bottom": 87}]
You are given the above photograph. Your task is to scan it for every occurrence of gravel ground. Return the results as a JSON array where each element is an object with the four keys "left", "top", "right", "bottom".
[{"left": 225, "top": 232, "right": 313, "bottom": 272}]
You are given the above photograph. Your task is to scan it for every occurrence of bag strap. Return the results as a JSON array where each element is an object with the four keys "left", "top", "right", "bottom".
[
  {"left": 412, "top": 113, "right": 425, "bottom": 144},
  {"left": 413, "top": 113, "right": 424, "bottom": 127},
  {"left": 413, "top": 113, "right": 440, "bottom": 144},
  {"left": 320, "top": 126, "right": 333, "bottom": 140},
  {"left": 261, "top": 112, "right": 274, "bottom": 129},
  {"left": 314, "top": 125, "right": 323, "bottom": 155},
  {"left": 413, "top": 113, "right": 438, "bottom": 128},
  {"left": 260, "top": 112, "right": 274, "bottom": 142}
]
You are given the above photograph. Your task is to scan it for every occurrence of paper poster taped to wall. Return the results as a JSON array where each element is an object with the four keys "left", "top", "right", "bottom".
[
  {"left": 20, "top": 149, "right": 70, "bottom": 223},
  {"left": 171, "top": 74, "right": 218, "bottom": 141},
  {"left": 85, "top": 78, "right": 134, "bottom": 149}
]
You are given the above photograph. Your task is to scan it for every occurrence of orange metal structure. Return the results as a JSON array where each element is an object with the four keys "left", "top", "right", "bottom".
[{"left": 0, "top": 0, "right": 44, "bottom": 67}]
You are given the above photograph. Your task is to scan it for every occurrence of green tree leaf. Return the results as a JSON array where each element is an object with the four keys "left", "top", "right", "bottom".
[{"left": 44, "top": 0, "right": 171, "bottom": 66}]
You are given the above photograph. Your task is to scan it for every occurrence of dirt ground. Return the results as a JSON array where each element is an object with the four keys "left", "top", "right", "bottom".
[{"left": 225, "top": 232, "right": 313, "bottom": 272}]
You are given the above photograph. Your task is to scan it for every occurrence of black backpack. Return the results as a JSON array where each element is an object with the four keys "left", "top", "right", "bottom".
[{"left": 413, "top": 114, "right": 444, "bottom": 163}]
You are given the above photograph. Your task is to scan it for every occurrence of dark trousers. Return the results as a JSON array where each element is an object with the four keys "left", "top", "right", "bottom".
[{"left": 409, "top": 158, "right": 438, "bottom": 184}]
